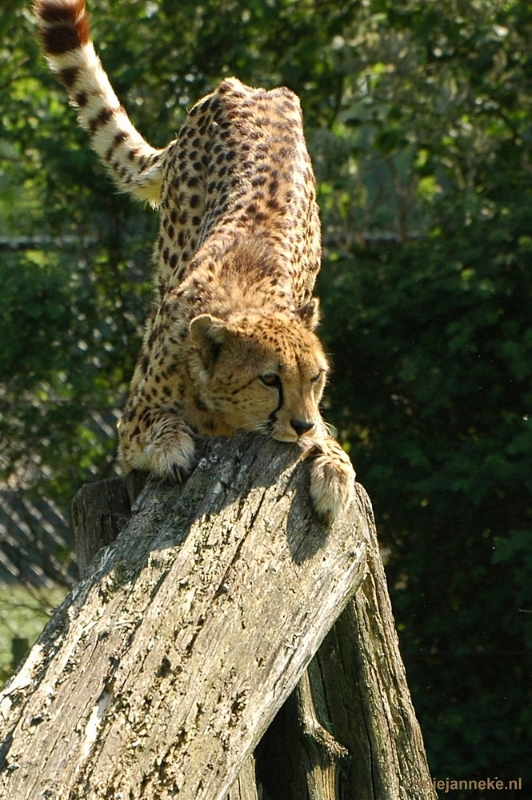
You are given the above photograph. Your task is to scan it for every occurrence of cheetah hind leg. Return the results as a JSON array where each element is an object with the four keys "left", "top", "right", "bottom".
[{"left": 304, "top": 437, "right": 356, "bottom": 525}]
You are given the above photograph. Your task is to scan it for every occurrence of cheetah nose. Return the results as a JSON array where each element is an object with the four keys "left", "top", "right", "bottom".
[{"left": 290, "top": 419, "right": 315, "bottom": 437}]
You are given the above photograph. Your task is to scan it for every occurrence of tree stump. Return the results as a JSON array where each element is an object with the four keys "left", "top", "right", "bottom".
[{"left": 0, "top": 432, "right": 436, "bottom": 799}]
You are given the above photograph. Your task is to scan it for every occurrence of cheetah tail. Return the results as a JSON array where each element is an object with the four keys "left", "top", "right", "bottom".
[{"left": 34, "top": 0, "right": 164, "bottom": 204}]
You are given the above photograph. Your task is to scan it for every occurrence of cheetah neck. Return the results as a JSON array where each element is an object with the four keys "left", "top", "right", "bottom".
[{"left": 175, "top": 232, "right": 300, "bottom": 322}]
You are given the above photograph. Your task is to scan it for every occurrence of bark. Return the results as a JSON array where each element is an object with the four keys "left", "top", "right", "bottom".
[
  {"left": 227, "top": 756, "right": 259, "bottom": 800},
  {"left": 237, "top": 469, "right": 437, "bottom": 800},
  {"left": 0, "top": 432, "right": 369, "bottom": 800},
  {"left": 71, "top": 476, "right": 131, "bottom": 578},
  {"left": 268, "top": 491, "right": 437, "bottom": 799},
  {"left": 253, "top": 498, "right": 437, "bottom": 800}
]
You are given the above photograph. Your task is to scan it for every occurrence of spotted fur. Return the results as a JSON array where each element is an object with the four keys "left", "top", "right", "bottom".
[{"left": 34, "top": 0, "right": 355, "bottom": 523}]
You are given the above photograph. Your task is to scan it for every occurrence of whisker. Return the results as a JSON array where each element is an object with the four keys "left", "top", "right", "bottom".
[
  {"left": 322, "top": 420, "right": 337, "bottom": 438},
  {"left": 240, "top": 420, "right": 272, "bottom": 435}
]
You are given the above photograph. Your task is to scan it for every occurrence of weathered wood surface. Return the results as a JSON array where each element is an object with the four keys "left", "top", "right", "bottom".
[
  {"left": 253, "top": 488, "right": 437, "bottom": 800},
  {"left": 71, "top": 476, "right": 131, "bottom": 577},
  {"left": 0, "top": 432, "right": 369, "bottom": 800}
]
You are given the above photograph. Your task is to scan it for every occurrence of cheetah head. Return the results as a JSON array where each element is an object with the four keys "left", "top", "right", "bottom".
[{"left": 188, "top": 300, "right": 328, "bottom": 442}]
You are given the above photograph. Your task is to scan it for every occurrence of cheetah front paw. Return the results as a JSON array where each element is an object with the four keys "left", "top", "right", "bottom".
[
  {"left": 144, "top": 422, "right": 197, "bottom": 483},
  {"left": 304, "top": 438, "right": 356, "bottom": 525},
  {"left": 119, "top": 411, "right": 197, "bottom": 483}
]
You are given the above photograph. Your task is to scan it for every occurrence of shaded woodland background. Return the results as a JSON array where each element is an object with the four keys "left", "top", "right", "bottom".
[{"left": 0, "top": 0, "right": 531, "bottom": 795}]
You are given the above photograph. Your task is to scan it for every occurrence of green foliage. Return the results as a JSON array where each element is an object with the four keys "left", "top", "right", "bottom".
[
  {"left": 314, "top": 0, "right": 532, "bottom": 787},
  {"left": 0, "top": 585, "right": 68, "bottom": 683},
  {"left": 1, "top": 0, "right": 531, "bottom": 791}
]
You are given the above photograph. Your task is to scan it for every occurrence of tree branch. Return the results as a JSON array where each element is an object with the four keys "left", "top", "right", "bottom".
[{"left": 0, "top": 432, "right": 368, "bottom": 800}]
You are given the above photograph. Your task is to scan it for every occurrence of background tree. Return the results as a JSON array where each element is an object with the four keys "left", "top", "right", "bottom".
[{"left": 0, "top": 0, "right": 531, "bottom": 796}]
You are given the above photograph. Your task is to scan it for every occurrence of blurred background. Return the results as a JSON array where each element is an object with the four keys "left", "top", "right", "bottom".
[{"left": 1, "top": 0, "right": 531, "bottom": 795}]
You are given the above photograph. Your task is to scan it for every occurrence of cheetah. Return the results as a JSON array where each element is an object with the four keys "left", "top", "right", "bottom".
[{"left": 34, "top": 0, "right": 355, "bottom": 523}]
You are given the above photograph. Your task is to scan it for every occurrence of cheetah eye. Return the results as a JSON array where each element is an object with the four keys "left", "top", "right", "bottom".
[
  {"left": 260, "top": 373, "right": 281, "bottom": 387},
  {"left": 310, "top": 370, "right": 324, "bottom": 384}
]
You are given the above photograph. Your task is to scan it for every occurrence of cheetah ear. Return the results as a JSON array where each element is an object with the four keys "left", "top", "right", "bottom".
[
  {"left": 295, "top": 298, "right": 320, "bottom": 330},
  {"left": 189, "top": 314, "right": 231, "bottom": 369}
]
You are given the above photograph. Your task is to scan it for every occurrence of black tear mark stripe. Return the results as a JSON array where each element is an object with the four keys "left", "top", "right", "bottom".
[{"left": 268, "top": 379, "right": 284, "bottom": 428}]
